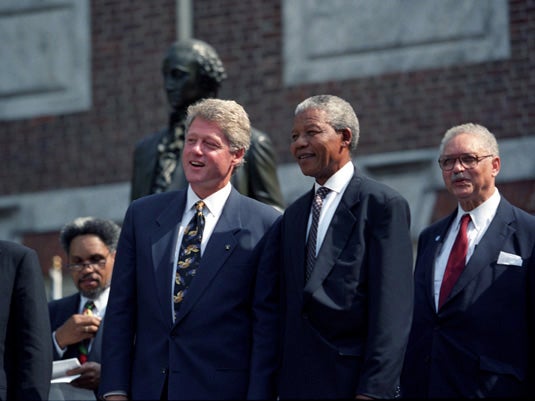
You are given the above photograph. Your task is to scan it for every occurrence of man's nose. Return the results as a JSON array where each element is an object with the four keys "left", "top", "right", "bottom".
[
  {"left": 452, "top": 157, "right": 465, "bottom": 171},
  {"left": 292, "top": 133, "right": 309, "bottom": 147}
]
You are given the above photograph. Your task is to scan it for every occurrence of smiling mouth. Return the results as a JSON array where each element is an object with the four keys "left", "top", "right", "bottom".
[
  {"left": 189, "top": 161, "right": 204, "bottom": 167},
  {"left": 297, "top": 153, "right": 314, "bottom": 160}
]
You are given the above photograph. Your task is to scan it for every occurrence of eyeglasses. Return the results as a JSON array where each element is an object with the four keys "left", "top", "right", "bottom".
[
  {"left": 437, "top": 154, "right": 493, "bottom": 171},
  {"left": 66, "top": 253, "right": 110, "bottom": 271}
]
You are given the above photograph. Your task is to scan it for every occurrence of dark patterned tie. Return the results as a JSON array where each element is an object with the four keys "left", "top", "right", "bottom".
[
  {"left": 438, "top": 214, "right": 471, "bottom": 309},
  {"left": 78, "top": 300, "right": 95, "bottom": 364},
  {"left": 306, "top": 187, "right": 330, "bottom": 282},
  {"left": 173, "top": 201, "right": 205, "bottom": 318}
]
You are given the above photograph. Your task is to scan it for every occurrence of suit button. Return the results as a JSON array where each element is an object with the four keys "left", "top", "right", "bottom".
[
  {"left": 302, "top": 312, "right": 308, "bottom": 319},
  {"left": 161, "top": 368, "right": 167, "bottom": 374}
]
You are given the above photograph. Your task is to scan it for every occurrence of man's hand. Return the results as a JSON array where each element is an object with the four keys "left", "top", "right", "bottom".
[
  {"left": 55, "top": 313, "right": 101, "bottom": 349},
  {"left": 67, "top": 361, "right": 101, "bottom": 390}
]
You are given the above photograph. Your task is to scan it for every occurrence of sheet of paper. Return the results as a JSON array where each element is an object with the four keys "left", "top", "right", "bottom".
[
  {"left": 51, "top": 358, "right": 81, "bottom": 383},
  {"left": 49, "top": 383, "right": 96, "bottom": 400}
]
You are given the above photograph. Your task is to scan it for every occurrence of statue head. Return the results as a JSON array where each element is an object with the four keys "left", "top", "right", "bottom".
[{"left": 162, "top": 39, "right": 227, "bottom": 112}]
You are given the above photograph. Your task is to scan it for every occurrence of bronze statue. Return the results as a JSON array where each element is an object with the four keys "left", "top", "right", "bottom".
[{"left": 131, "top": 39, "right": 285, "bottom": 210}]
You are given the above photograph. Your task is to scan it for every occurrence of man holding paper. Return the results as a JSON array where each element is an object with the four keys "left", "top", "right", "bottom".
[
  {"left": 48, "top": 217, "right": 120, "bottom": 394},
  {"left": 401, "top": 123, "right": 535, "bottom": 398}
]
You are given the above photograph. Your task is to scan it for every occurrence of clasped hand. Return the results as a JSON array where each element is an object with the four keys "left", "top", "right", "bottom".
[{"left": 55, "top": 313, "right": 101, "bottom": 349}]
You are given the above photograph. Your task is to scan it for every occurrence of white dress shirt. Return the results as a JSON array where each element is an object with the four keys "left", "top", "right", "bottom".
[
  {"left": 433, "top": 188, "right": 501, "bottom": 309},
  {"left": 171, "top": 183, "right": 231, "bottom": 317},
  {"left": 307, "top": 161, "right": 354, "bottom": 257}
]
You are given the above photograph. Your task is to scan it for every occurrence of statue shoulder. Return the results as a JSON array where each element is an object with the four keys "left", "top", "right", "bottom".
[
  {"left": 135, "top": 128, "right": 168, "bottom": 150},
  {"left": 250, "top": 126, "right": 275, "bottom": 148}
]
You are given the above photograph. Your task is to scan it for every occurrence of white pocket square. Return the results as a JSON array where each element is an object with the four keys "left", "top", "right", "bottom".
[{"left": 497, "top": 251, "right": 523, "bottom": 267}]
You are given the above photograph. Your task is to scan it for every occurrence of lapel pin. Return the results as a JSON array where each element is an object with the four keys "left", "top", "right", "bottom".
[
  {"left": 435, "top": 235, "right": 441, "bottom": 242},
  {"left": 225, "top": 244, "right": 231, "bottom": 250}
]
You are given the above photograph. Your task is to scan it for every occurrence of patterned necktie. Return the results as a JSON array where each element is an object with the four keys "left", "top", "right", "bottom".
[
  {"left": 173, "top": 201, "right": 205, "bottom": 318},
  {"left": 438, "top": 214, "right": 471, "bottom": 309},
  {"left": 306, "top": 187, "right": 330, "bottom": 282},
  {"left": 78, "top": 300, "right": 95, "bottom": 364}
]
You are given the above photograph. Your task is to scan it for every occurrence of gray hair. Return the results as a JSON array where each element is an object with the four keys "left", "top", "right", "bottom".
[
  {"left": 185, "top": 98, "right": 251, "bottom": 166},
  {"left": 60, "top": 217, "right": 121, "bottom": 254},
  {"left": 439, "top": 123, "right": 500, "bottom": 156},
  {"left": 295, "top": 94, "right": 360, "bottom": 151},
  {"left": 163, "top": 39, "right": 227, "bottom": 94}
]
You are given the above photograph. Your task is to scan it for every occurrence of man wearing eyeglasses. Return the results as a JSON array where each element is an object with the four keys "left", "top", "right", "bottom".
[
  {"left": 48, "top": 217, "right": 121, "bottom": 396},
  {"left": 401, "top": 123, "right": 535, "bottom": 398}
]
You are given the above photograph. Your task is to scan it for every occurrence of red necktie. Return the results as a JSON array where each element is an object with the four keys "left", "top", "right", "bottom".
[{"left": 438, "top": 214, "right": 471, "bottom": 309}]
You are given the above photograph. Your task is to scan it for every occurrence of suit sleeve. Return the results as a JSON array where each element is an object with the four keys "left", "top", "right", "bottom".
[
  {"left": 247, "top": 216, "right": 282, "bottom": 399},
  {"left": 99, "top": 205, "right": 138, "bottom": 397},
  {"left": 11, "top": 247, "right": 53, "bottom": 401},
  {"left": 357, "top": 194, "right": 414, "bottom": 398}
]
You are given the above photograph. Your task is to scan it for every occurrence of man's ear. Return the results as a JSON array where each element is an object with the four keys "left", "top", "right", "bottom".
[
  {"left": 340, "top": 128, "right": 352, "bottom": 147},
  {"left": 232, "top": 148, "right": 245, "bottom": 166}
]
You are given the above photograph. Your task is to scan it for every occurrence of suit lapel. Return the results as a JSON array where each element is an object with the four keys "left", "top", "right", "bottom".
[
  {"left": 421, "top": 215, "right": 454, "bottom": 312},
  {"left": 304, "top": 174, "right": 361, "bottom": 300},
  {"left": 173, "top": 189, "right": 242, "bottom": 325},
  {"left": 153, "top": 191, "right": 186, "bottom": 325},
  {"left": 89, "top": 318, "right": 104, "bottom": 362}
]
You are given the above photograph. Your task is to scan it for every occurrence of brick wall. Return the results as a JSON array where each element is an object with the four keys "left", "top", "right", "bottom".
[
  {"left": 0, "top": 0, "right": 533, "bottom": 197},
  {"left": 0, "top": 0, "right": 175, "bottom": 195},
  {"left": 194, "top": 0, "right": 535, "bottom": 163}
]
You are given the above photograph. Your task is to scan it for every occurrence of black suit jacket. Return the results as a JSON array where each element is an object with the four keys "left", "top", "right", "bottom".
[
  {"left": 0, "top": 241, "right": 52, "bottom": 401},
  {"left": 131, "top": 126, "right": 285, "bottom": 210},
  {"left": 401, "top": 197, "right": 535, "bottom": 398},
  {"left": 48, "top": 293, "right": 104, "bottom": 364},
  {"left": 272, "top": 167, "right": 414, "bottom": 399}
]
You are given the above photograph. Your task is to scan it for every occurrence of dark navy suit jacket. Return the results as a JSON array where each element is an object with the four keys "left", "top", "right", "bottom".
[
  {"left": 273, "top": 168, "right": 414, "bottom": 399},
  {"left": 99, "top": 187, "right": 281, "bottom": 400},
  {"left": 401, "top": 197, "right": 535, "bottom": 398}
]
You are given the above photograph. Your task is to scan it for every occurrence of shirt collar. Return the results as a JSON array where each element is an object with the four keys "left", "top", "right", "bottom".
[
  {"left": 80, "top": 286, "right": 110, "bottom": 315},
  {"left": 186, "top": 182, "right": 232, "bottom": 219},
  {"left": 457, "top": 187, "right": 501, "bottom": 231},
  {"left": 314, "top": 161, "right": 354, "bottom": 194}
]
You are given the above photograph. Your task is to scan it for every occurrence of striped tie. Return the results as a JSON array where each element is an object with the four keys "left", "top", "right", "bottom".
[{"left": 306, "top": 187, "right": 330, "bottom": 282}]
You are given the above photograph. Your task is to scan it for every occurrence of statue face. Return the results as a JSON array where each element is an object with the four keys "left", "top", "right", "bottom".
[{"left": 162, "top": 47, "right": 206, "bottom": 111}]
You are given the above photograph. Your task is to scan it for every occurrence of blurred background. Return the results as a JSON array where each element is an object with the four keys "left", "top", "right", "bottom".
[{"left": 1, "top": 0, "right": 533, "bottom": 299}]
